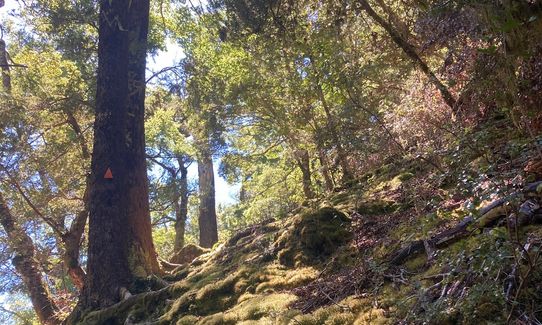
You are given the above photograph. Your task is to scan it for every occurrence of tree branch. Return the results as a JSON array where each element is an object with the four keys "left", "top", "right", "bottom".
[{"left": 0, "top": 166, "right": 65, "bottom": 238}]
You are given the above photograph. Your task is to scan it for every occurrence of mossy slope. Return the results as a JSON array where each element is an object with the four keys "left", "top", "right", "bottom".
[
  {"left": 76, "top": 207, "right": 371, "bottom": 324},
  {"left": 75, "top": 136, "right": 542, "bottom": 324}
]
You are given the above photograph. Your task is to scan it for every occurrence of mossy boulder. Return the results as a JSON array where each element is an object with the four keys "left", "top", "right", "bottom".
[
  {"left": 275, "top": 207, "right": 352, "bottom": 267},
  {"left": 170, "top": 244, "right": 210, "bottom": 264},
  {"left": 397, "top": 171, "right": 414, "bottom": 182}
]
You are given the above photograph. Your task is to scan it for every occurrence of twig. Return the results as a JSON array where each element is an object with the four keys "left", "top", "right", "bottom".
[
  {"left": 507, "top": 240, "right": 542, "bottom": 322},
  {"left": 421, "top": 273, "right": 450, "bottom": 280}
]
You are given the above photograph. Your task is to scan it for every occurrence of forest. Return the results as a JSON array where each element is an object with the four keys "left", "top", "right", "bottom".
[{"left": 0, "top": 0, "right": 542, "bottom": 324}]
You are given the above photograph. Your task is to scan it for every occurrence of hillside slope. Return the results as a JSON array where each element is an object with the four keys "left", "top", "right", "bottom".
[{"left": 72, "top": 132, "right": 542, "bottom": 325}]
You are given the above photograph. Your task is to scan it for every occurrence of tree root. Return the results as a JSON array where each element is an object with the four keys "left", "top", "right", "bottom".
[{"left": 82, "top": 287, "right": 171, "bottom": 325}]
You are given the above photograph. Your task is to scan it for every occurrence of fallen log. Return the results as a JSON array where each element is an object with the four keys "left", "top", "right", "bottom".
[{"left": 389, "top": 182, "right": 542, "bottom": 265}]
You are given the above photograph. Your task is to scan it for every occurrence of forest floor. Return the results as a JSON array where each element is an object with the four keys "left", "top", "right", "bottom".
[{"left": 76, "top": 121, "right": 542, "bottom": 325}]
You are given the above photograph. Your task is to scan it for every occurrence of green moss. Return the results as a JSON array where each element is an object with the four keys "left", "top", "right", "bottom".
[
  {"left": 128, "top": 244, "right": 152, "bottom": 280},
  {"left": 198, "top": 313, "right": 233, "bottom": 325},
  {"left": 330, "top": 191, "right": 353, "bottom": 205},
  {"left": 189, "top": 268, "right": 250, "bottom": 315},
  {"left": 278, "top": 296, "right": 372, "bottom": 324},
  {"left": 397, "top": 172, "right": 414, "bottom": 182},
  {"left": 275, "top": 207, "right": 352, "bottom": 266},
  {"left": 160, "top": 291, "right": 196, "bottom": 322},
  {"left": 374, "top": 163, "right": 395, "bottom": 177},
  {"left": 353, "top": 308, "right": 391, "bottom": 325},
  {"left": 277, "top": 247, "right": 295, "bottom": 267},
  {"left": 254, "top": 267, "right": 318, "bottom": 293},
  {"left": 170, "top": 244, "right": 210, "bottom": 264},
  {"left": 77, "top": 287, "right": 173, "bottom": 325},
  {"left": 403, "top": 254, "right": 427, "bottom": 271},
  {"left": 187, "top": 269, "right": 223, "bottom": 287},
  {"left": 357, "top": 200, "right": 397, "bottom": 215},
  {"left": 163, "top": 267, "right": 190, "bottom": 282},
  {"left": 176, "top": 315, "right": 200, "bottom": 325},
  {"left": 226, "top": 293, "right": 297, "bottom": 322}
]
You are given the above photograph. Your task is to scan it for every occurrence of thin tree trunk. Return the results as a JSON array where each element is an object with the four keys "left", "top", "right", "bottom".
[
  {"left": 61, "top": 182, "right": 88, "bottom": 290},
  {"left": 62, "top": 110, "right": 90, "bottom": 290},
  {"left": 174, "top": 159, "right": 189, "bottom": 252},
  {"left": 373, "top": 0, "right": 415, "bottom": 41},
  {"left": 198, "top": 149, "right": 218, "bottom": 248},
  {"left": 357, "top": 0, "right": 457, "bottom": 112},
  {"left": 0, "top": 38, "right": 11, "bottom": 91},
  {"left": 65, "top": 110, "right": 91, "bottom": 160},
  {"left": 305, "top": 51, "right": 352, "bottom": 182},
  {"left": 36, "top": 167, "right": 87, "bottom": 290},
  {"left": 311, "top": 114, "right": 335, "bottom": 192},
  {"left": 85, "top": 0, "right": 159, "bottom": 308},
  {"left": 63, "top": 229, "right": 86, "bottom": 290},
  {"left": 294, "top": 149, "right": 315, "bottom": 199},
  {"left": 317, "top": 146, "right": 334, "bottom": 192},
  {"left": 37, "top": 171, "right": 87, "bottom": 291},
  {"left": 239, "top": 180, "right": 247, "bottom": 202},
  {"left": 315, "top": 82, "right": 353, "bottom": 183},
  {"left": 0, "top": 194, "right": 60, "bottom": 325}
]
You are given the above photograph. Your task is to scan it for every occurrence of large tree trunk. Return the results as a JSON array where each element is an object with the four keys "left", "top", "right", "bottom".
[
  {"left": 0, "top": 194, "right": 59, "bottom": 325},
  {"left": 198, "top": 149, "right": 218, "bottom": 248},
  {"left": 85, "top": 0, "right": 159, "bottom": 308},
  {"left": 357, "top": 0, "right": 457, "bottom": 113},
  {"left": 174, "top": 158, "right": 189, "bottom": 252}
]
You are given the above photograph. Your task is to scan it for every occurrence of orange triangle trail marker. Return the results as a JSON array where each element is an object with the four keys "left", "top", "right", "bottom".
[{"left": 104, "top": 168, "right": 113, "bottom": 179}]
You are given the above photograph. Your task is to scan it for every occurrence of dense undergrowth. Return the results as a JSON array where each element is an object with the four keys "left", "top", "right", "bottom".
[{"left": 76, "top": 123, "right": 542, "bottom": 325}]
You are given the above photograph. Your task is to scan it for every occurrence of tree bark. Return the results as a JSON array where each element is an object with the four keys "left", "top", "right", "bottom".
[
  {"left": 0, "top": 194, "right": 60, "bottom": 325},
  {"left": 85, "top": 0, "right": 159, "bottom": 308},
  {"left": 174, "top": 157, "right": 189, "bottom": 252},
  {"left": 357, "top": 0, "right": 457, "bottom": 113},
  {"left": 198, "top": 149, "right": 218, "bottom": 248}
]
